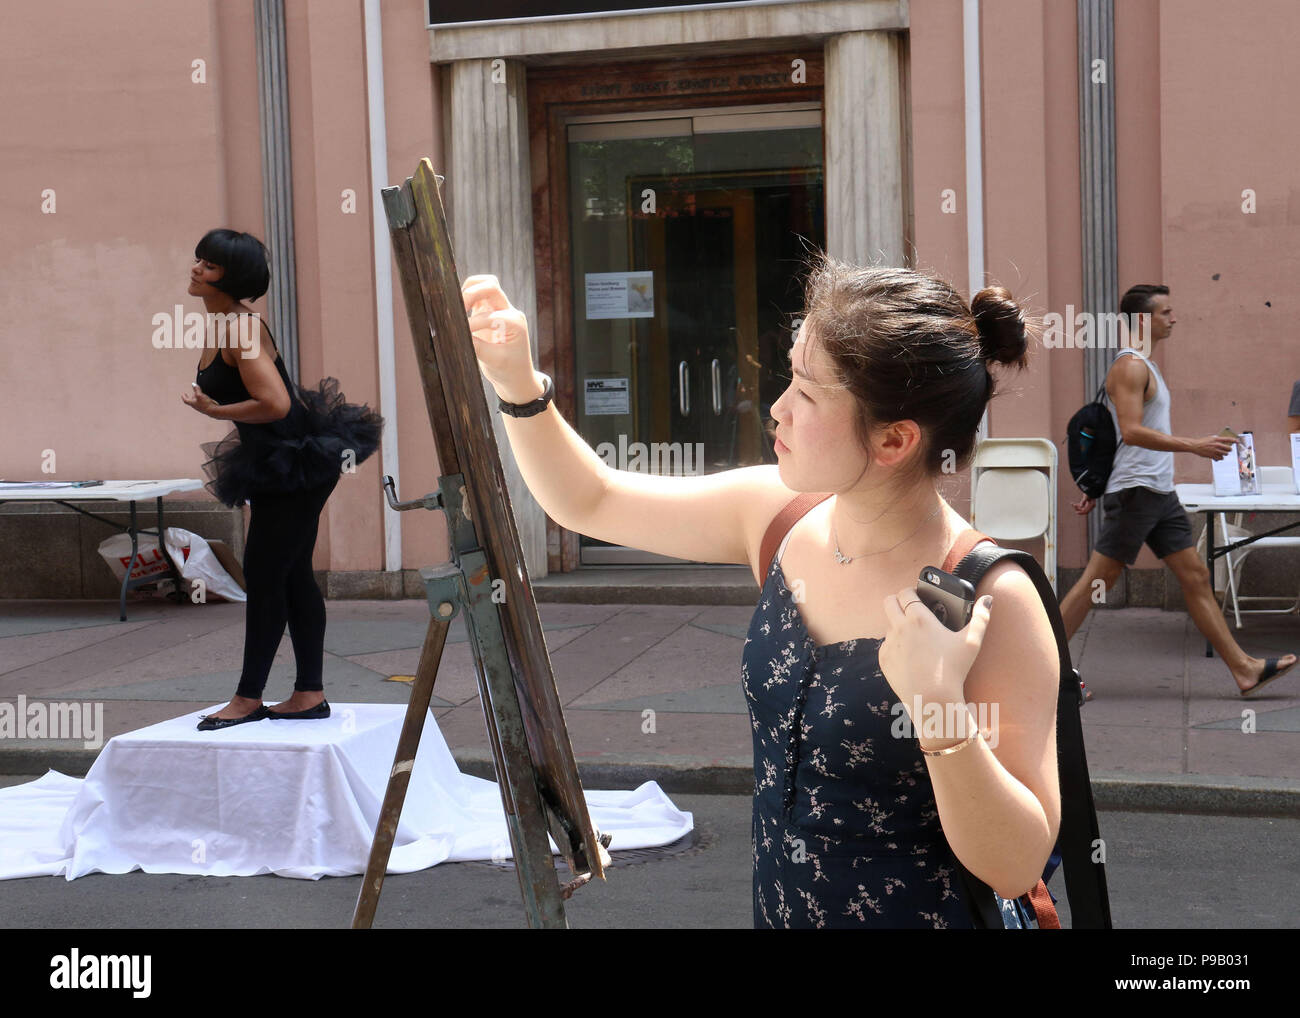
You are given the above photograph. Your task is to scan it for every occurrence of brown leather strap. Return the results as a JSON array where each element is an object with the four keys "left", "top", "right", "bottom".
[
  {"left": 941, "top": 528, "right": 996, "bottom": 574},
  {"left": 759, "top": 493, "right": 833, "bottom": 582},
  {"left": 1025, "top": 879, "right": 1061, "bottom": 929}
]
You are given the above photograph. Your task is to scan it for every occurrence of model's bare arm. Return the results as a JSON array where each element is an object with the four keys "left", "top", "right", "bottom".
[
  {"left": 184, "top": 318, "right": 291, "bottom": 424},
  {"left": 216, "top": 317, "right": 291, "bottom": 423}
]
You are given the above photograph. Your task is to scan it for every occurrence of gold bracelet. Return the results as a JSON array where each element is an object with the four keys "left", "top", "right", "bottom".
[{"left": 919, "top": 726, "right": 984, "bottom": 757}]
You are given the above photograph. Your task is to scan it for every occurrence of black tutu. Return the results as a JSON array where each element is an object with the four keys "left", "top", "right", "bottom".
[{"left": 199, "top": 377, "right": 384, "bottom": 508}]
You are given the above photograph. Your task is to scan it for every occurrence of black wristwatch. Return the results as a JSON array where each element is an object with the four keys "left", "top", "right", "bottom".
[{"left": 497, "top": 372, "right": 554, "bottom": 418}]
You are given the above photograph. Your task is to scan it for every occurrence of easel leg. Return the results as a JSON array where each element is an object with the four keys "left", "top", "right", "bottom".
[
  {"left": 474, "top": 662, "right": 570, "bottom": 929},
  {"left": 351, "top": 614, "right": 450, "bottom": 928}
]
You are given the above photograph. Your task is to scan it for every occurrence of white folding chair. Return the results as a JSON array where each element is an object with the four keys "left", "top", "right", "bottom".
[{"left": 969, "top": 438, "right": 1057, "bottom": 593}]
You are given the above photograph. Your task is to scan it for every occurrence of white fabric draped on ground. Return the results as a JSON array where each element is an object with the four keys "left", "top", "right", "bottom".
[{"left": 0, "top": 703, "right": 693, "bottom": 881}]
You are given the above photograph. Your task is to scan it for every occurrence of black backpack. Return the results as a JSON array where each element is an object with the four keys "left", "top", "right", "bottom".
[{"left": 1066, "top": 380, "right": 1119, "bottom": 498}]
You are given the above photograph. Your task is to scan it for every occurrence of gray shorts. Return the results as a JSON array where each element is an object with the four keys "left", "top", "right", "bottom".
[
  {"left": 1095, "top": 485, "right": 1196, "bottom": 565},
  {"left": 1289, "top": 379, "right": 1300, "bottom": 416}
]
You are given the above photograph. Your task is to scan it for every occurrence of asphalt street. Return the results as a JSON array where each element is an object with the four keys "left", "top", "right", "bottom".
[{"left": 0, "top": 776, "right": 1295, "bottom": 930}]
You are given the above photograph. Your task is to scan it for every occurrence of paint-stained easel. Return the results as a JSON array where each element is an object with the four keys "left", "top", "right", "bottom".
[{"left": 351, "top": 159, "right": 608, "bottom": 930}]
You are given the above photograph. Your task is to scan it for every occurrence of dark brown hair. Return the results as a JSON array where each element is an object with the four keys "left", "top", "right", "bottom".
[
  {"left": 1119, "top": 283, "right": 1169, "bottom": 317},
  {"left": 796, "top": 252, "right": 1031, "bottom": 481}
]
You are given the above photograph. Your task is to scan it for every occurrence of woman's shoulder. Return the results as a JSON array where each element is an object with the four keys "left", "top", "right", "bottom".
[
  {"left": 967, "top": 553, "right": 1051, "bottom": 639},
  {"left": 945, "top": 521, "right": 1050, "bottom": 625},
  {"left": 229, "top": 313, "right": 280, "bottom": 364},
  {"left": 741, "top": 467, "right": 828, "bottom": 583}
]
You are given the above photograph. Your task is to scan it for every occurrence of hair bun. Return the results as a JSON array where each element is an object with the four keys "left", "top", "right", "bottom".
[{"left": 971, "top": 286, "right": 1028, "bottom": 368}]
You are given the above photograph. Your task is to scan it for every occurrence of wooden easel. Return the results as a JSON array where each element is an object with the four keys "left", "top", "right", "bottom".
[{"left": 351, "top": 160, "right": 607, "bottom": 930}]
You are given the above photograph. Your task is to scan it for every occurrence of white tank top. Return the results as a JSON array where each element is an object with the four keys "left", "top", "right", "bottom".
[{"left": 1104, "top": 348, "right": 1175, "bottom": 494}]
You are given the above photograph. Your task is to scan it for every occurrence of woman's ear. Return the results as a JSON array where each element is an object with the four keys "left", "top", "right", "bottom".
[{"left": 871, "top": 420, "right": 923, "bottom": 468}]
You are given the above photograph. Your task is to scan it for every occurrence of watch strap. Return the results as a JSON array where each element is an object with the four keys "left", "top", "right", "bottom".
[{"left": 498, "top": 372, "right": 554, "bottom": 418}]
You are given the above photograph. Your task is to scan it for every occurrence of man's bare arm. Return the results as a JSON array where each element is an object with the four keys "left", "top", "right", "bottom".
[{"left": 1107, "top": 357, "right": 1234, "bottom": 460}]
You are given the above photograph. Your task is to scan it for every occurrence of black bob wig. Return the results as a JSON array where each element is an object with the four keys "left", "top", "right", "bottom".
[{"left": 194, "top": 229, "right": 271, "bottom": 302}]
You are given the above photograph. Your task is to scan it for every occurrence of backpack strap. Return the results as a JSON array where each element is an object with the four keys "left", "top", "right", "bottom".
[
  {"left": 941, "top": 527, "right": 995, "bottom": 574},
  {"left": 948, "top": 543, "right": 1113, "bottom": 930},
  {"left": 758, "top": 493, "right": 833, "bottom": 582}
]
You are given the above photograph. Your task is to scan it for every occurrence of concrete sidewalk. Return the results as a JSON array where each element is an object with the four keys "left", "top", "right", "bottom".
[{"left": 2, "top": 589, "right": 1299, "bottom": 815}]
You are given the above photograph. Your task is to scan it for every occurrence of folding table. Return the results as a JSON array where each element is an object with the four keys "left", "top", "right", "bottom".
[
  {"left": 1175, "top": 480, "right": 1300, "bottom": 657},
  {"left": 0, "top": 479, "right": 205, "bottom": 621}
]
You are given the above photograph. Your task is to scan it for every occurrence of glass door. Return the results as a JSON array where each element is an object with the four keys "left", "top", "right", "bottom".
[{"left": 566, "top": 104, "right": 825, "bottom": 563}]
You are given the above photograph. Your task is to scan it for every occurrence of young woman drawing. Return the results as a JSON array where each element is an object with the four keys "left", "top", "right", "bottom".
[{"left": 465, "top": 253, "right": 1059, "bottom": 928}]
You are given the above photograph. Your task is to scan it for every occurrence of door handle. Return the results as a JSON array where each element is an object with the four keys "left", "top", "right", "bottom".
[
  {"left": 678, "top": 360, "right": 690, "bottom": 416},
  {"left": 711, "top": 359, "right": 722, "bottom": 415}
]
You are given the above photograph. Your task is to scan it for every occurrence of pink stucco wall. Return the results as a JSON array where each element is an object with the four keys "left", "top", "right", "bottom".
[
  {"left": 0, "top": 0, "right": 438, "bottom": 574},
  {"left": 910, "top": 0, "right": 1300, "bottom": 574},
  {"left": 3, "top": 0, "right": 245, "bottom": 486},
  {"left": 910, "top": 0, "right": 1086, "bottom": 563},
  {"left": 4, "top": 0, "right": 1296, "bottom": 582},
  {"left": 908, "top": 0, "right": 970, "bottom": 292},
  {"left": 1157, "top": 0, "right": 1300, "bottom": 466}
]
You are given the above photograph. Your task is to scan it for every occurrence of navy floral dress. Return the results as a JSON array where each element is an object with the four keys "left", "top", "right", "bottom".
[{"left": 741, "top": 531, "right": 1033, "bottom": 929}]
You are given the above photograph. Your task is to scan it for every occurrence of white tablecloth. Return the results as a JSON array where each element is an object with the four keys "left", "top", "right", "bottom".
[{"left": 0, "top": 704, "right": 693, "bottom": 881}]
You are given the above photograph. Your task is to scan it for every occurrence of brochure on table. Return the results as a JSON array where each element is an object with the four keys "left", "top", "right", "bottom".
[{"left": 1211, "top": 430, "right": 1261, "bottom": 496}]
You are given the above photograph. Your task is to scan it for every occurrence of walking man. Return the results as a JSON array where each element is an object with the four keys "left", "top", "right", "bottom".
[{"left": 1059, "top": 284, "right": 1297, "bottom": 696}]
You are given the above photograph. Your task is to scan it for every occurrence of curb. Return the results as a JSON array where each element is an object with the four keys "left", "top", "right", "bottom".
[
  {"left": 8, "top": 745, "right": 1298, "bottom": 818},
  {"left": 1088, "top": 770, "right": 1300, "bottom": 819}
]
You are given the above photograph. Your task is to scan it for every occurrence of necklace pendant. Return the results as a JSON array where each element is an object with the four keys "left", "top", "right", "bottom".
[{"left": 833, "top": 549, "right": 853, "bottom": 565}]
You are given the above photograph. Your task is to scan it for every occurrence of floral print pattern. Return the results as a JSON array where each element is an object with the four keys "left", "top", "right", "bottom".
[{"left": 741, "top": 551, "right": 1033, "bottom": 929}]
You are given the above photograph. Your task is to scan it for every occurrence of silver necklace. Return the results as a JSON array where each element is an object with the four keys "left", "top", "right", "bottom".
[{"left": 832, "top": 503, "right": 942, "bottom": 565}]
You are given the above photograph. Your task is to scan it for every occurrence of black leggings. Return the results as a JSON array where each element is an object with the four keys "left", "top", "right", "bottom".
[{"left": 235, "top": 474, "right": 339, "bottom": 700}]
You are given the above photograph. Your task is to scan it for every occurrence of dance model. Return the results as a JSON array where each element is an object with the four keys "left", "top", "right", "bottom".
[{"left": 182, "top": 229, "right": 382, "bottom": 731}]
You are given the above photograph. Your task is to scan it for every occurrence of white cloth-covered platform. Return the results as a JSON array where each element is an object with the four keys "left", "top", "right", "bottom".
[{"left": 0, "top": 704, "right": 692, "bottom": 881}]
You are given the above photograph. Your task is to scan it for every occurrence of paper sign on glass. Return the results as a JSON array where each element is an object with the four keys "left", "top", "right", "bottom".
[{"left": 585, "top": 271, "right": 654, "bottom": 320}]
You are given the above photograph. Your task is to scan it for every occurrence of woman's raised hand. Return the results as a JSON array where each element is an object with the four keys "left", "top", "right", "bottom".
[{"left": 462, "top": 274, "right": 534, "bottom": 396}]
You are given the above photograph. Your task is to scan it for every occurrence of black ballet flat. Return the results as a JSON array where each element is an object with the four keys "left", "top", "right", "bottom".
[
  {"left": 197, "top": 705, "right": 271, "bottom": 731},
  {"left": 266, "top": 699, "right": 330, "bottom": 719}
]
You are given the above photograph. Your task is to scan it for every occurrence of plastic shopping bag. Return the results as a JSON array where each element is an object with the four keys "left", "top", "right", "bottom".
[
  {"left": 97, "top": 533, "right": 174, "bottom": 585},
  {"left": 162, "top": 527, "right": 246, "bottom": 603}
]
